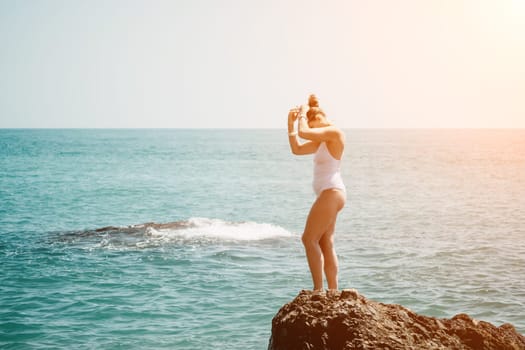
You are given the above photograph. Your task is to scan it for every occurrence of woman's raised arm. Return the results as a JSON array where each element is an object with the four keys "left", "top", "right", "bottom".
[
  {"left": 297, "top": 105, "right": 343, "bottom": 144},
  {"left": 288, "top": 108, "right": 319, "bottom": 155}
]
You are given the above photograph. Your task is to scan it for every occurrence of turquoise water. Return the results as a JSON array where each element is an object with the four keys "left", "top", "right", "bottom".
[{"left": 1, "top": 129, "right": 524, "bottom": 349}]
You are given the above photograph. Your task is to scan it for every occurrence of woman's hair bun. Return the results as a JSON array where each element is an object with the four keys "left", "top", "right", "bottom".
[{"left": 308, "top": 94, "right": 319, "bottom": 108}]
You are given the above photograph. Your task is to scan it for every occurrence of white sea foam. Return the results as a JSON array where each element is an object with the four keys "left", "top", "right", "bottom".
[
  {"left": 66, "top": 218, "right": 294, "bottom": 250},
  {"left": 144, "top": 217, "right": 293, "bottom": 243}
]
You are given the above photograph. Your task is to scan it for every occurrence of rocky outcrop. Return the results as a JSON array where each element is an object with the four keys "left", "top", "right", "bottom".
[{"left": 268, "top": 289, "right": 525, "bottom": 350}]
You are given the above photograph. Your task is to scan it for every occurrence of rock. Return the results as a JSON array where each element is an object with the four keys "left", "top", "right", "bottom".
[{"left": 268, "top": 290, "right": 525, "bottom": 350}]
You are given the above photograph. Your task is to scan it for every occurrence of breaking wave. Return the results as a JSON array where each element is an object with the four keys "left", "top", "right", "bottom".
[{"left": 54, "top": 217, "right": 294, "bottom": 249}]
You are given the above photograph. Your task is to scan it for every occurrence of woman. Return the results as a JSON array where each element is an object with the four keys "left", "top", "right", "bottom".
[{"left": 287, "top": 94, "right": 346, "bottom": 292}]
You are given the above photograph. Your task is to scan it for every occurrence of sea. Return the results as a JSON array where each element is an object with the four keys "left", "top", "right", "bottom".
[{"left": 1, "top": 128, "right": 524, "bottom": 349}]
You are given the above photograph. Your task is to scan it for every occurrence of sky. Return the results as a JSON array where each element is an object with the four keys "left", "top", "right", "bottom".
[{"left": 0, "top": 0, "right": 524, "bottom": 128}]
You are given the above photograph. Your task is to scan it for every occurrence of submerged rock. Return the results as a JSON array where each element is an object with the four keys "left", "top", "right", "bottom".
[{"left": 268, "top": 289, "right": 525, "bottom": 350}]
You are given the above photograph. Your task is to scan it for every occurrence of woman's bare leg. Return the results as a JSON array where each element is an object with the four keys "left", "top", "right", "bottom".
[
  {"left": 320, "top": 221, "right": 338, "bottom": 290},
  {"left": 302, "top": 189, "right": 345, "bottom": 291}
]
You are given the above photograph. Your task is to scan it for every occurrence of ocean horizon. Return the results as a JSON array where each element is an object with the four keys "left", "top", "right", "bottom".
[{"left": 1, "top": 128, "right": 524, "bottom": 349}]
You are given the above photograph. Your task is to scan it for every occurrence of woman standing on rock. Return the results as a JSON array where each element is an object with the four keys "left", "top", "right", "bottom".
[{"left": 287, "top": 94, "right": 346, "bottom": 292}]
